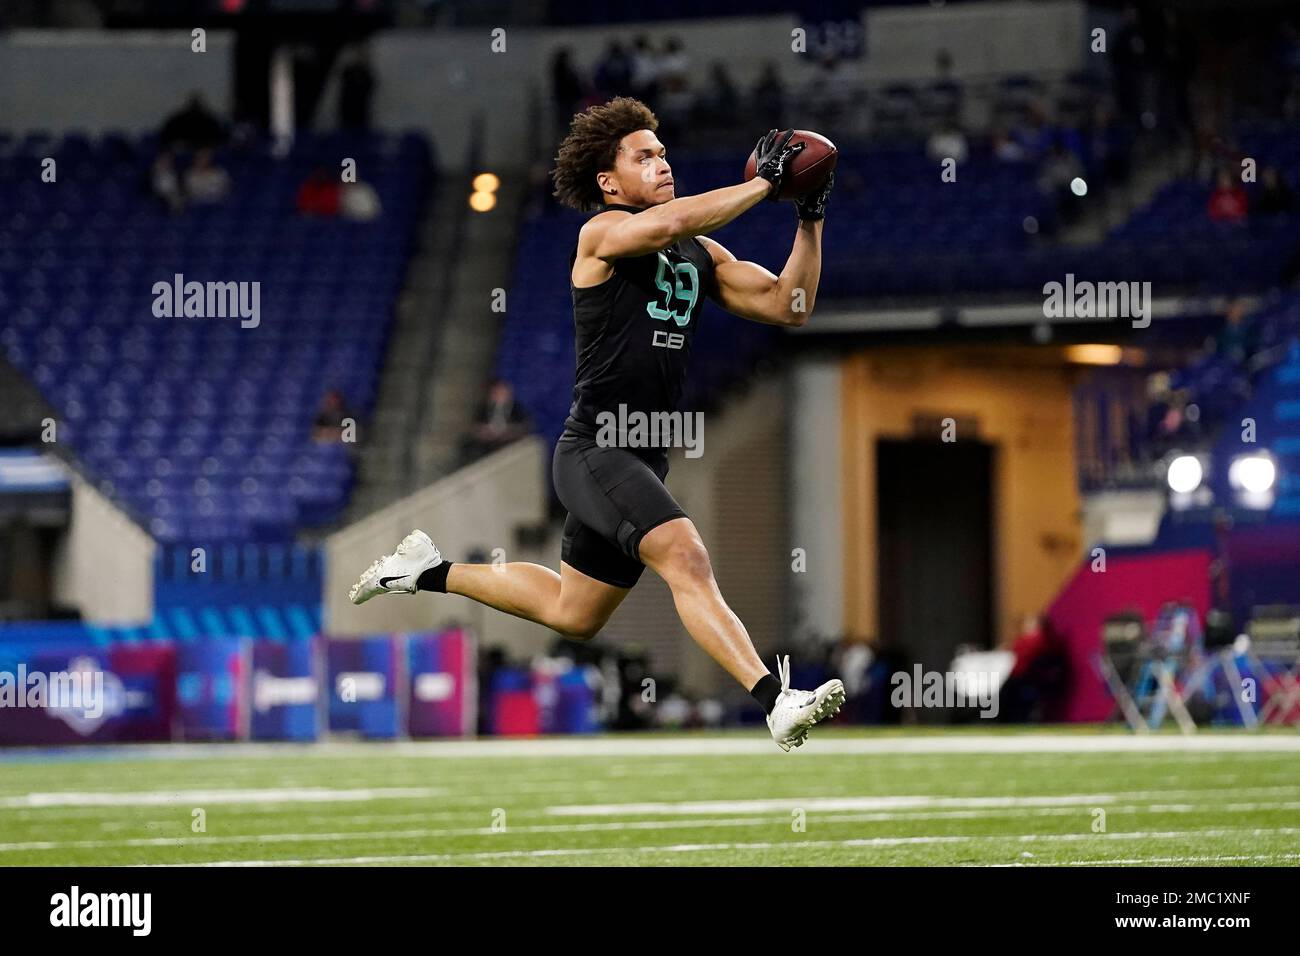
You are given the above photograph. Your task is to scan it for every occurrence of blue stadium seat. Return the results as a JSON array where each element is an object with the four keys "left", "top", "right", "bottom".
[{"left": 0, "top": 130, "right": 434, "bottom": 543}]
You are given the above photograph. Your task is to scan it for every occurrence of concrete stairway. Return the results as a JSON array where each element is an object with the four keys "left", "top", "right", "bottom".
[
  {"left": 344, "top": 179, "right": 465, "bottom": 520},
  {"left": 413, "top": 170, "right": 530, "bottom": 484}
]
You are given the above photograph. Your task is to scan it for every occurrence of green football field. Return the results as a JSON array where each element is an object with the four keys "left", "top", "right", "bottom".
[{"left": 1, "top": 727, "right": 1298, "bottom": 867}]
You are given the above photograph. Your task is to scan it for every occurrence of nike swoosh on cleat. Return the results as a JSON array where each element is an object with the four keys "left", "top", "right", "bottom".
[{"left": 378, "top": 575, "right": 408, "bottom": 588}]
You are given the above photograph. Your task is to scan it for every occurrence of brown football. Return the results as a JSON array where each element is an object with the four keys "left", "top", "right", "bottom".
[{"left": 744, "top": 130, "right": 838, "bottom": 200}]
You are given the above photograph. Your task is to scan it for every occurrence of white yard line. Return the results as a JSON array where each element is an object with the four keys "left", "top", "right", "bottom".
[
  {"left": 80, "top": 799, "right": 1300, "bottom": 834},
  {"left": 1064, "top": 853, "right": 1300, "bottom": 866},
  {"left": 5, "top": 783, "right": 1299, "bottom": 822},
  {"left": 5, "top": 733, "right": 1300, "bottom": 763},
  {"left": 984, "top": 853, "right": 1300, "bottom": 867},
  {"left": 0, "top": 787, "right": 442, "bottom": 809},
  {"left": 144, "top": 827, "right": 1300, "bottom": 866},
  {"left": 10, "top": 802, "right": 1300, "bottom": 853},
  {"left": 543, "top": 791, "right": 1300, "bottom": 816}
]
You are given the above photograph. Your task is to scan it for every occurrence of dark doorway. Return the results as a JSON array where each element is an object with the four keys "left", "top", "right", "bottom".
[{"left": 877, "top": 439, "right": 995, "bottom": 685}]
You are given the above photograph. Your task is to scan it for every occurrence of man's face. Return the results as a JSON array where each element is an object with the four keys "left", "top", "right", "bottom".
[{"left": 598, "top": 129, "right": 674, "bottom": 208}]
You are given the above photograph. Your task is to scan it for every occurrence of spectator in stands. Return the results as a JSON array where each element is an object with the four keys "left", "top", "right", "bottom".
[
  {"left": 657, "top": 70, "right": 696, "bottom": 145},
  {"left": 630, "top": 35, "right": 661, "bottom": 104},
  {"left": 158, "top": 93, "right": 225, "bottom": 154},
  {"left": 698, "top": 62, "right": 740, "bottom": 127},
  {"left": 808, "top": 50, "right": 855, "bottom": 131},
  {"left": 1207, "top": 168, "right": 1248, "bottom": 224},
  {"left": 1012, "top": 100, "right": 1055, "bottom": 162},
  {"left": 149, "top": 152, "right": 185, "bottom": 214},
  {"left": 935, "top": 47, "right": 954, "bottom": 82},
  {"left": 183, "top": 148, "right": 231, "bottom": 205},
  {"left": 312, "top": 388, "right": 356, "bottom": 444},
  {"left": 989, "top": 126, "right": 1026, "bottom": 162},
  {"left": 752, "top": 62, "right": 786, "bottom": 129},
  {"left": 1038, "top": 141, "right": 1085, "bottom": 225},
  {"left": 340, "top": 180, "right": 382, "bottom": 221},
  {"left": 526, "top": 156, "right": 561, "bottom": 217},
  {"left": 926, "top": 116, "right": 968, "bottom": 164},
  {"left": 1146, "top": 375, "right": 1198, "bottom": 457},
  {"left": 550, "top": 48, "right": 586, "bottom": 129},
  {"left": 1008, "top": 100, "right": 1060, "bottom": 163},
  {"left": 338, "top": 45, "right": 376, "bottom": 131},
  {"left": 593, "top": 41, "right": 633, "bottom": 99},
  {"left": 1189, "top": 101, "right": 1233, "bottom": 182},
  {"left": 296, "top": 166, "right": 341, "bottom": 217},
  {"left": 1082, "top": 102, "right": 1133, "bottom": 191},
  {"left": 461, "top": 379, "right": 531, "bottom": 464},
  {"left": 657, "top": 36, "right": 689, "bottom": 90},
  {"left": 1214, "top": 299, "right": 1256, "bottom": 366},
  {"left": 1143, "top": 371, "right": 1172, "bottom": 449},
  {"left": 924, "top": 49, "right": 963, "bottom": 125},
  {"left": 996, "top": 615, "right": 1068, "bottom": 723},
  {"left": 1255, "top": 165, "right": 1295, "bottom": 217}
]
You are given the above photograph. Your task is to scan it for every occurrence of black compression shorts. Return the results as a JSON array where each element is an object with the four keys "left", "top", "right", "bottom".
[{"left": 551, "top": 428, "right": 687, "bottom": 589}]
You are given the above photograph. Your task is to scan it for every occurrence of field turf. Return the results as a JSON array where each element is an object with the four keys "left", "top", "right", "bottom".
[{"left": 1, "top": 727, "right": 1297, "bottom": 866}]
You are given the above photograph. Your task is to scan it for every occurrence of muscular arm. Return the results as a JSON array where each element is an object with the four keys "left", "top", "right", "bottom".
[
  {"left": 699, "top": 221, "right": 823, "bottom": 328},
  {"left": 584, "top": 178, "right": 773, "bottom": 263}
]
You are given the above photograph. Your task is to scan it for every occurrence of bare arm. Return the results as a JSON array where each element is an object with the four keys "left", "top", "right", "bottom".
[
  {"left": 700, "top": 221, "right": 823, "bottom": 328},
  {"left": 585, "top": 178, "right": 773, "bottom": 262}
]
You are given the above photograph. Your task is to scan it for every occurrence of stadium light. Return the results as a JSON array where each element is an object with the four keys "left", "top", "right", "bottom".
[
  {"left": 1229, "top": 453, "right": 1276, "bottom": 510},
  {"left": 1166, "top": 454, "right": 1203, "bottom": 494},
  {"left": 473, "top": 172, "right": 500, "bottom": 193},
  {"left": 1065, "top": 344, "right": 1122, "bottom": 365},
  {"left": 1070, "top": 177, "right": 1088, "bottom": 197},
  {"left": 469, "top": 191, "right": 497, "bottom": 212}
]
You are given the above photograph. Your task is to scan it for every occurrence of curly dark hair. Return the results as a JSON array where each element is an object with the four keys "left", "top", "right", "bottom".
[{"left": 551, "top": 96, "right": 660, "bottom": 211}]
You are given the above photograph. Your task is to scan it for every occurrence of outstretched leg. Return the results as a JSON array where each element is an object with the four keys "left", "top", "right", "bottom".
[
  {"left": 637, "top": 516, "right": 844, "bottom": 751},
  {"left": 636, "top": 517, "right": 767, "bottom": 689},
  {"left": 349, "top": 530, "right": 629, "bottom": 639},
  {"left": 445, "top": 560, "right": 629, "bottom": 640}
]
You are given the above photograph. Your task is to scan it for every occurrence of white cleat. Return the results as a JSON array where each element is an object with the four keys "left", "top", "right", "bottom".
[
  {"left": 349, "top": 529, "right": 442, "bottom": 605},
  {"left": 766, "top": 654, "right": 845, "bottom": 752}
]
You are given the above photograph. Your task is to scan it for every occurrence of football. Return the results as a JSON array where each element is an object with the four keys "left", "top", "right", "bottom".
[{"left": 744, "top": 129, "right": 838, "bottom": 200}]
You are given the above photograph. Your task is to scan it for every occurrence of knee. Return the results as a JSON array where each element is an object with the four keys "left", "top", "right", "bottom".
[
  {"left": 553, "top": 610, "right": 607, "bottom": 642},
  {"left": 662, "top": 537, "right": 714, "bottom": 588}
]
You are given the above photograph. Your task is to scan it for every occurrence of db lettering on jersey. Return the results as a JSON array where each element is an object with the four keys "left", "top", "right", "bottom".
[{"left": 652, "top": 329, "right": 685, "bottom": 350}]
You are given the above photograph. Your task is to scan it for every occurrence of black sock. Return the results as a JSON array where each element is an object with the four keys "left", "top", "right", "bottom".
[
  {"left": 750, "top": 673, "right": 782, "bottom": 715},
  {"left": 416, "top": 561, "right": 454, "bottom": 593}
]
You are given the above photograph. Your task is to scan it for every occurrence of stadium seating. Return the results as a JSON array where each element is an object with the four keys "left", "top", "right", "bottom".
[
  {"left": 0, "top": 130, "right": 432, "bottom": 543},
  {"left": 670, "top": 146, "right": 1055, "bottom": 298},
  {"left": 1142, "top": 293, "right": 1300, "bottom": 517},
  {"left": 1206, "top": 305, "right": 1300, "bottom": 519},
  {"left": 1103, "top": 124, "right": 1300, "bottom": 293},
  {"left": 0, "top": 544, "right": 324, "bottom": 644},
  {"left": 510, "top": 133, "right": 1298, "bottom": 318}
]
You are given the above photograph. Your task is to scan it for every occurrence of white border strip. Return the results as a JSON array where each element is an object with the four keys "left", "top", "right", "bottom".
[{"left": 4, "top": 733, "right": 1300, "bottom": 763}]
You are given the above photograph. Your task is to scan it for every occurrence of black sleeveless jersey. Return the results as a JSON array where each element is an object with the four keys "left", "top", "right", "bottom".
[{"left": 564, "top": 203, "right": 716, "bottom": 440}]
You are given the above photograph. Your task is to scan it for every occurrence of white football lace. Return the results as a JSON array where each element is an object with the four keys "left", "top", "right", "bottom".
[{"left": 775, "top": 654, "right": 791, "bottom": 693}]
